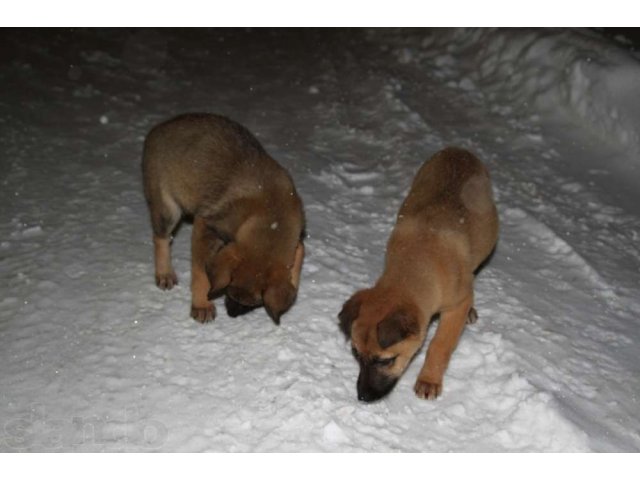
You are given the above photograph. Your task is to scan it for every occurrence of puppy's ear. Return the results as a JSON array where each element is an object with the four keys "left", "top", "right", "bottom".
[
  {"left": 206, "top": 243, "right": 241, "bottom": 300},
  {"left": 376, "top": 307, "right": 419, "bottom": 349},
  {"left": 289, "top": 241, "right": 305, "bottom": 290},
  {"left": 338, "top": 289, "right": 368, "bottom": 339},
  {"left": 263, "top": 280, "right": 297, "bottom": 325}
]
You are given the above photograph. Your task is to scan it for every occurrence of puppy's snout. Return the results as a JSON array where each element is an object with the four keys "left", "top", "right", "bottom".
[
  {"left": 357, "top": 388, "right": 379, "bottom": 403},
  {"left": 357, "top": 366, "right": 398, "bottom": 403},
  {"left": 226, "top": 286, "right": 261, "bottom": 306}
]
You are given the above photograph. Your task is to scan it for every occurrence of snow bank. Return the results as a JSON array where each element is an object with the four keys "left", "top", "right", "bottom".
[{"left": 387, "top": 28, "right": 640, "bottom": 155}]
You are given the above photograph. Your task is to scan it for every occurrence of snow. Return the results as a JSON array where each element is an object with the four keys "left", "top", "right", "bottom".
[{"left": 1, "top": 28, "right": 639, "bottom": 452}]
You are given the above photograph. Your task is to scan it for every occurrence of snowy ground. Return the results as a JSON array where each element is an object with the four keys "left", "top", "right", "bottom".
[{"left": 1, "top": 28, "right": 639, "bottom": 452}]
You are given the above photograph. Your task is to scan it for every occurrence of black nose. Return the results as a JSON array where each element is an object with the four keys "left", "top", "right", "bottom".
[
  {"left": 357, "top": 388, "right": 385, "bottom": 403},
  {"left": 357, "top": 369, "right": 398, "bottom": 403},
  {"left": 357, "top": 378, "right": 386, "bottom": 403},
  {"left": 358, "top": 391, "right": 375, "bottom": 403}
]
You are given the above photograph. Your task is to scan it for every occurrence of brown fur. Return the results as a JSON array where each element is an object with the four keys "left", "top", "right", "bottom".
[
  {"left": 142, "top": 113, "right": 305, "bottom": 324},
  {"left": 339, "top": 147, "right": 498, "bottom": 401}
]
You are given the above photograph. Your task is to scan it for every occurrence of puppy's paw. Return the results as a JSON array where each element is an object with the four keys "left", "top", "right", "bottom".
[
  {"left": 191, "top": 304, "right": 215, "bottom": 323},
  {"left": 467, "top": 307, "right": 478, "bottom": 324},
  {"left": 414, "top": 379, "right": 442, "bottom": 400},
  {"left": 156, "top": 271, "right": 178, "bottom": 290}
]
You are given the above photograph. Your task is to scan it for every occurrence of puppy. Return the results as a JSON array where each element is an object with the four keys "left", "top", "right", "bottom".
[
  {"left": 339, "top": 147, "right": 498, "bottom": 402},
  {"left": 142, "top": 113, "right": 305, "bottom": 324}
]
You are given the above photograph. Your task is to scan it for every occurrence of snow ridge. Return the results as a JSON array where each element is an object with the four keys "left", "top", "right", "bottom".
[{"left": 386, "top": 28, "right": 640, "bottom": 156}]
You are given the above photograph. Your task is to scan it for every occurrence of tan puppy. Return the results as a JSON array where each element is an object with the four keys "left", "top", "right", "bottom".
[
  {"left": 339, "top": 147, "right": 498, "bottom": 402},
  {"left": 142, "top": 113, "right": 305, "bottom": 324}
]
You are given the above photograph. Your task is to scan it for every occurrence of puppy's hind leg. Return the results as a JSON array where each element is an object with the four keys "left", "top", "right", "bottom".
[{"left": 149, "top": 194, "right": 181, "bottom": 290}]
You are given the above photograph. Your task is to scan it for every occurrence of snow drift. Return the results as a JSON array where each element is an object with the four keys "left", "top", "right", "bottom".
[{"left": 389, "top": 28, "right": 640, "bottom": 156}]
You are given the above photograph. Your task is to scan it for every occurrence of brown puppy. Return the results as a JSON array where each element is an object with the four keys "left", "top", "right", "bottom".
[
  {"left": 339, "top": 147, "right": 498, "bottom": 402},
  {"left": 142, "top": 113, "right": 305, "bottom": 324}
]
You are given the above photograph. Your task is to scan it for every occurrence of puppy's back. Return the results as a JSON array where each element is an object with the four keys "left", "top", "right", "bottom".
[
  {"left": 399, "top": 147, "right": 498, "bottom": 269},
  {"left": 142, "top": 113, "right": 292, "bottom": 214}
]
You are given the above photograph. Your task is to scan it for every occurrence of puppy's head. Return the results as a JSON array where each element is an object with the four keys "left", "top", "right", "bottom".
[
  {"left": 206, "top": 241, "right": 304, "bottom": 324},
  {"left": 339, "top": 289, "right": 424, "bottom": 402}
]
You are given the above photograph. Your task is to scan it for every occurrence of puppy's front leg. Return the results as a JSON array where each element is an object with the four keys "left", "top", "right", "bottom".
[
  {"left": 190, "top": 216, "right": 221, "bottom": 323},
  {"left": 414, "top": 294, "right": 473, "bottom": 400}
]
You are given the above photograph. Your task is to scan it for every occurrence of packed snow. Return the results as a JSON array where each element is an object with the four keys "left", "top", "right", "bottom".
[{"left": 1, "top": 28, "right": 639, "bottom": 452}]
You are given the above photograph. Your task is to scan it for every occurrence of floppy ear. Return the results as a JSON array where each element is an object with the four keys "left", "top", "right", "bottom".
[
  {"left": 263, "top": 242, "right": 304, "bottom": 325},
  {"left": 338, "top": 289, "right": 368, "bottom": 339},
  {"left": 263, "top": 280, "right": 297, "bottom": 326},
  {"left": 289, "top": 241, "right": 305, "bottom": 290},
  {"left": 376, "top": 308, "right": 419, "bottom": 349},
  {"left": 206, "top": 243, "right": 241, "bottom": 300}
]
